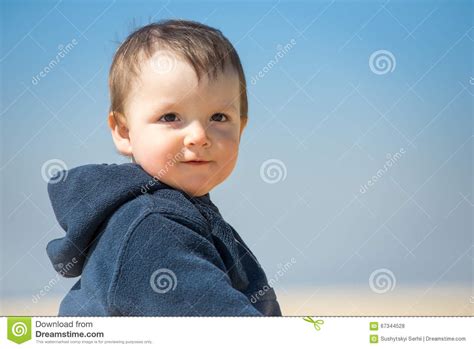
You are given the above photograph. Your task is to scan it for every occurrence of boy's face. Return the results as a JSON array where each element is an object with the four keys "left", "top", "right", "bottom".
[{"left": 109, "top": 51, "right": 246, "bottom": 197}]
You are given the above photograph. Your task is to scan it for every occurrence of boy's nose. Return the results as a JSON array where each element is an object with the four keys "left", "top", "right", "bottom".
[{"left": 183, "top": 121, "right": 211, "bottom": 148}]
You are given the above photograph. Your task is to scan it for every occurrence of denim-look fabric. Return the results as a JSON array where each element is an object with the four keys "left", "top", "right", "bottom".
[{"left": 46, "top": 163, "right": 282, "bottom": 316}]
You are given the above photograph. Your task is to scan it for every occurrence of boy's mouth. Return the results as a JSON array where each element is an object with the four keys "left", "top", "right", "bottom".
[{"left": 183, "top": 160, "right": 211, "bottom": 166}]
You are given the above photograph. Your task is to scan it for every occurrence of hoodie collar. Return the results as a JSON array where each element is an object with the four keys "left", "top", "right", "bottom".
[{"left": 46, "top": 162, "right": 212, "bottom": 277}]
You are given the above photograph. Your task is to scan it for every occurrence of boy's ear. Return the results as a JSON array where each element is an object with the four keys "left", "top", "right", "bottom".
[
  {"left": 108, "top": 111, "right": 133, "bottom": 156},
  {"left": 239, "top": 116, "right": 248, "bottom": 139}
]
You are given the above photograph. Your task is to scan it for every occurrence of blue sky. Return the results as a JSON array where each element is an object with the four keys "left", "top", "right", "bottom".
[{"left": 1, "top": 0, "right": 472, "bottom": 303}]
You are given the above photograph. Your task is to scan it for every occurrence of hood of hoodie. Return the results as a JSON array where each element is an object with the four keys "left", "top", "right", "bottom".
[{"left": 46, "top": 163, "right": 211, "bottom": 278}]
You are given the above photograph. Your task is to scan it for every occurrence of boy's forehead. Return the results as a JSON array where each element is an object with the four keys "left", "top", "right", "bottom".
[{"left": 135, "top": 52, "right": 240, "bottom": 105}]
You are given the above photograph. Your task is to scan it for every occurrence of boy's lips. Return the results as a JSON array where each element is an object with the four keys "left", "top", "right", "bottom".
[{"left": 183, "top": 160, "right": 211, "bottom": 165}]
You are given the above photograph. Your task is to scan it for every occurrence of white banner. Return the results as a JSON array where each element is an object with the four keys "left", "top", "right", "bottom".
[{"left": 0, "top": 316, "right": 472, "bottom": 348}]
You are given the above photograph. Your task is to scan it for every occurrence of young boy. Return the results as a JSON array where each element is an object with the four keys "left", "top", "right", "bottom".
[{"left": 46, "top": 19, "right": 282, "bottom": 316}]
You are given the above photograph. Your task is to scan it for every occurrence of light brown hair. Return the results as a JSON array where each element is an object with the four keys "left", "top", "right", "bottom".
[{"left": 109, "top": 19, "right": 248, "bottom": 125}]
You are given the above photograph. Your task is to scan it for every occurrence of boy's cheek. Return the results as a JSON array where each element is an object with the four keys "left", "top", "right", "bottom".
[
  {"left": 213, "top": 125, "right": 240, "bottom": 138},
  {"left": 211, "top": 128, "right": 241, "bottom": 148},
  {"left": 139, "top": 141, "right": 176, "bottom": 162},
  {"left": 222, "top": 136, "right": 241, "bottom": 153}
]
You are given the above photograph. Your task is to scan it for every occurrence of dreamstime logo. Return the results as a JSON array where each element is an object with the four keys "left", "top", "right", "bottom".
[
  {"left": 359, "top": 148, "right": 405, "bottom": 194},
  {"left": 250, "top": 257, "right": 296, "bottom": 303},
  {"left": 140, "top": 149, "right": 185, "bottom": 194},
  {"left": 32, "top": 257, "right": 78, "bottom": 304},
  {"left": 151, "top": 51, "right": 177, "bottom": 74},
  {"left": 260, "top": 159, "right": 287, "bottom": 184},
  {"left": 149, "top": 268, "right": 177, "bottom": 294},
  {"left": 369, "top": 50, "right": 396, "bottom": 75},
  {"left": 11, "top": 322, "right": 28, "bottom": 337},
  {"left": 250, "top": 38, "right": 296, "bottom": 85},
  {"left": 369, "top": 268, "right": 396, "bottom": 294},
  {"left": 7, "top": 317, "right": 31, "bottom": 344},
  {"left": 41, "top": 159, "right": 68, "bottom": 183},
  {"left": 31, "top": 38, "right": 78, "bottom": 85}
]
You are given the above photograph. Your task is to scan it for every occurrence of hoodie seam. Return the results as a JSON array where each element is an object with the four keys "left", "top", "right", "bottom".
[
  {"left": 106, "top": 208, "right": 155, "bottom": 315},
  {"left": 106, "top": 209, "right": 213, "bottom": 315},
  {"left": 142, "top": 193, "right": 210, "bottom": 233}
]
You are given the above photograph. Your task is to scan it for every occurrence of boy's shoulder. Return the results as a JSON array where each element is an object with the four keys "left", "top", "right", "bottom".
[{"left": 46, "top": 162, "right": 212, "bottom": 277}]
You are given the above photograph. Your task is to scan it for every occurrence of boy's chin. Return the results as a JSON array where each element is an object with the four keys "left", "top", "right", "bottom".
[
  {"left": 156, "top": 177, "right": 210, "bottom": 198},
  {"left": 180, "top": 184, "right": 211, "bottom": 198},
  {"left": 157, "top": 173, "right": 221, "bottom": 197}
]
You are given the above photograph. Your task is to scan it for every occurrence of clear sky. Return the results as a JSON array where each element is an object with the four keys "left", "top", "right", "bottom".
[{"left": 1, "top": 0, "right": 472, "bottom": 300}]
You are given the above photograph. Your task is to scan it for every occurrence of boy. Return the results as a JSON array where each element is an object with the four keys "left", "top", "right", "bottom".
[{"left": 46, "top": 19, "right": 282, "bottom": 316}]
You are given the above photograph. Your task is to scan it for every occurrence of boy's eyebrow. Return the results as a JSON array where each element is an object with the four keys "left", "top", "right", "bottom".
[
  {"left": 221, "top": 103, "right": 238, "bottom": 112},
  {"left": 150, "top": 101, "right": 239, "bottom": 114},
  {"left": 150, "top": 101, "right": 177, "bottom": 115}
]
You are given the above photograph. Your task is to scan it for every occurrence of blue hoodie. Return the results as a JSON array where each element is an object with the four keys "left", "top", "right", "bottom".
[{"left": 46, "top": 163, "right": 282, "bottom": 316}]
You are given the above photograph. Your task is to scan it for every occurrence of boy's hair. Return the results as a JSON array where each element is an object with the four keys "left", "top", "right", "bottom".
[{"left": 109, "top": 19, "right": 248, "bottom": 125}]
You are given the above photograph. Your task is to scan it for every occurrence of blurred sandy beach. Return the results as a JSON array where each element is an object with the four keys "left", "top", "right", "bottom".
[
  {"left": 2, "top": 284, "right": 472, "bottom": 316},
  {"left": 276, "top": 284, "right": 473, "bottom": 316}
]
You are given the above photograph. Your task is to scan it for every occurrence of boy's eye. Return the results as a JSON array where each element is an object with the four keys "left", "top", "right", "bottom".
[
  {"left": 210, "top": 113, "right": 228, "bottom": 122},
  {"left": 158, "top": 113, "right": 179, "bottom": 122}
]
